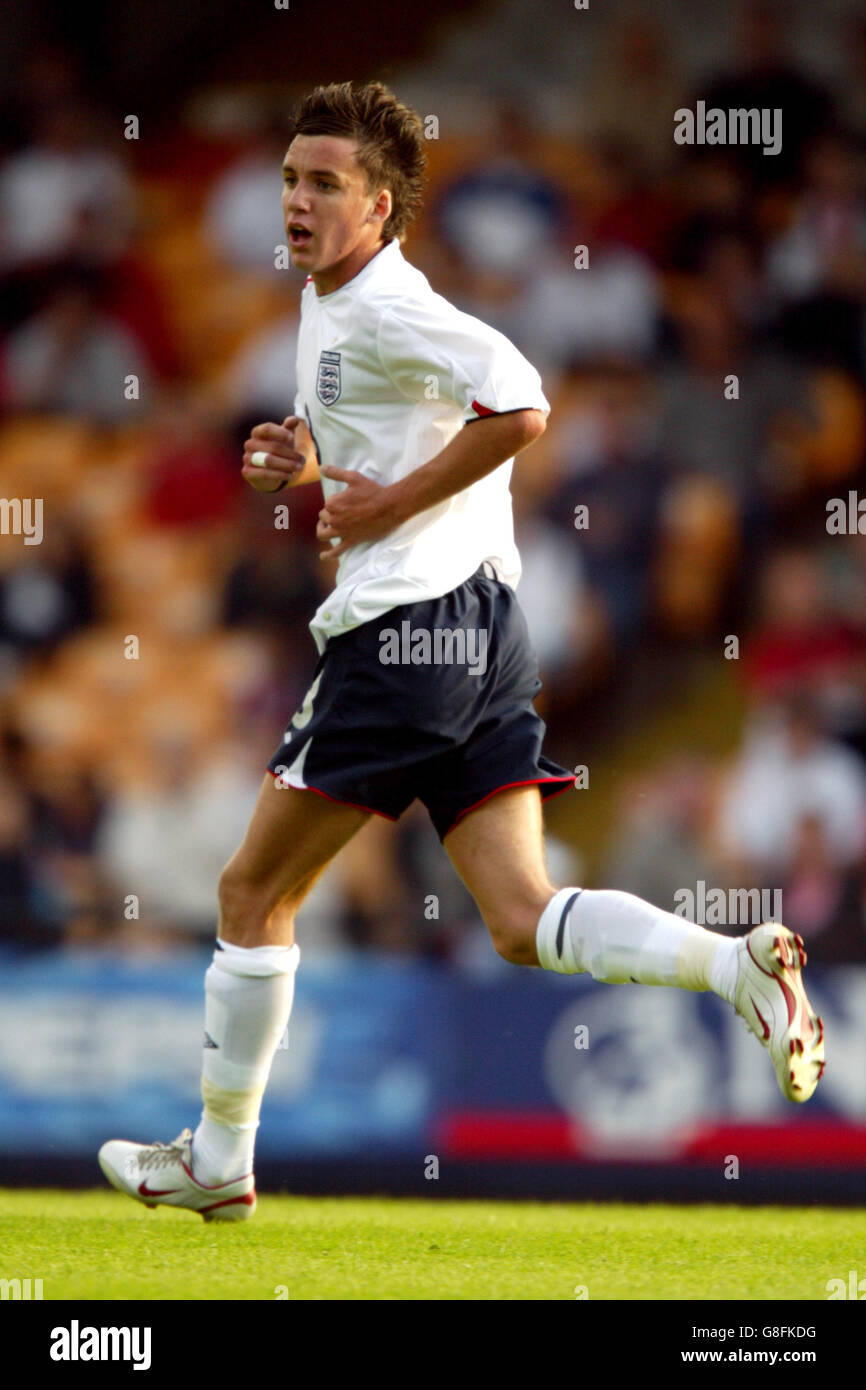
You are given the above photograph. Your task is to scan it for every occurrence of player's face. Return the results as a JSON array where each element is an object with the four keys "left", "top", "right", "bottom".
[{"left": 281, "top": 134, "right": 392, "bottom": 294}]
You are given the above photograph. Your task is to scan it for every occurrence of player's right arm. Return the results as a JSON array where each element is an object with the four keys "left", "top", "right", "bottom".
[{"left": 241, "top": 416, "right": 320, "bottom": 493}]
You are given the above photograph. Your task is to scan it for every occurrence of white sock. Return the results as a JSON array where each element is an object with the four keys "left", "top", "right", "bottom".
[
  {"left": 192, "top": 938, "right": 300, "bottom": 1185},
  {"left": 536, "top": 887, "right": 739, "bottom": 1001}
]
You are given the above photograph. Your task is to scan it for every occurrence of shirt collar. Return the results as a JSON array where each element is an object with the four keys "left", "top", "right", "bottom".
[{"left": 312, "top": 238, "right": 402, "bottom": 302}]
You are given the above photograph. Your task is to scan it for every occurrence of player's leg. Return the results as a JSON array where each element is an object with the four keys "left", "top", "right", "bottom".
[
  {"left": 445, "top": 784, "right": 739, "bottom": 984},
  {"left": 443, "top": 784, "right": 824, "bottom": 1102},
  {"left": 194, "top": 776, "right": 368, "bottom": 1186},
  {"left": 217, "top": 774, "right": 370, "bottom": 948},
  {"left": 441, "top": 785, "right": 554, "bottom": 966},
  {"left": 99, "top": 778, "right": 369, "bottom": 1217}
]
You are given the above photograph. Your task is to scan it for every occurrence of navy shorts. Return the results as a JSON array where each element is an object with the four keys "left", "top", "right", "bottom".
[{"left": 266, "top": 565, "right": 575, "bottom": 839}]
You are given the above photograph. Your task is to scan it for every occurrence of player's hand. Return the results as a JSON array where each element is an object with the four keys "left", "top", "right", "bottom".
[
  {"left": 316, "top": 466, "right": 402, "bottom": 559},
  {"left": 242, "top": 418, "right": 307, "bottom": 492}
]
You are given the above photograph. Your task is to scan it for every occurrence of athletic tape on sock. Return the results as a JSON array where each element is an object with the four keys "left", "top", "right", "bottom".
[{"left": 200, "top": 1080, "right": 264, "bottom": 1129}]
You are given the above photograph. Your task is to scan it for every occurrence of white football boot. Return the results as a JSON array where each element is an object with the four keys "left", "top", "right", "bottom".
[
  {"left": 98, "top": 1128, "right": 256, "bottom": 1221},
  {"left": 734, "top": 923, "right": 825, "bottom": 1102}
]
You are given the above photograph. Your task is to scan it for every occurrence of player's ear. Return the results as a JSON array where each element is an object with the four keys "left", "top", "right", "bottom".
[{"left": 369, "top": 188, "right": 392, "bottom": 227}]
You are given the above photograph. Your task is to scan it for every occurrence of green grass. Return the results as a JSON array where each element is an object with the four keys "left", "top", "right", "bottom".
[{"left": 1, "top": 1192, "right": 862, "bottom": 1300}]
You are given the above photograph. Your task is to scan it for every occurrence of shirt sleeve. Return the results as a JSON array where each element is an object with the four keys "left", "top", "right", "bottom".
[{"left": 377, "top": 298, "right": 550, "bottom": 424}]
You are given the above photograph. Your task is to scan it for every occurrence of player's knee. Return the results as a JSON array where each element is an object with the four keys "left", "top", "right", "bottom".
[
  {"left": 217, "top": 862, "right": 281, "bottom": 939},
  {"left": 486, "top": 904, "right": 541, "bottom": 966},
  {"left": 217, "top": 862, "right": 249, "bottom": 923}
]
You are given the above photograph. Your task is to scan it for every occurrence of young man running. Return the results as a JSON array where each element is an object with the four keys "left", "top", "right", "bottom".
[{"left": 99, "top": 82, "right": 824, "bottom": 1221}]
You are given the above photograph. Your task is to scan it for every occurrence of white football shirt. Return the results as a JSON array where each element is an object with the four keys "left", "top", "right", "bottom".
[{"left": 294, "top": 237, "right": 550, "bottom": 651}]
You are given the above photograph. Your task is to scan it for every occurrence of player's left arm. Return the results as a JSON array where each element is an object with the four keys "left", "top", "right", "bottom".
[{"left": 316, "top": 408, "right": 546, "bottom": 559}]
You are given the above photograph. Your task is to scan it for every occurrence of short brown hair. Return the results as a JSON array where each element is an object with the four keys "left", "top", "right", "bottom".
[{"left": 288, "top": 81, "right": 426, "bottom": 242}]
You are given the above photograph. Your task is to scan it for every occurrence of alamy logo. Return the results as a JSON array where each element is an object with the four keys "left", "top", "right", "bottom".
[
  {"left": 316, "top": 350, "right": 341, "bottom": 405},
  {"left": 673, "top": 881, "right": 782, "bottom": 926},
  {"left": 674, "top": 101, "right": 782, "bottom": 156},
  {"left": 378, "top": 621, "right": 488, "bottom": 676},
  {"left": 50, "top": 1321, "right": 151, "bottom": 1371}
]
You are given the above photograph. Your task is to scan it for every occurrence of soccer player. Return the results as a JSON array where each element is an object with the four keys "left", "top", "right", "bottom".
[{"left": 99, "top": 82, "right": 824, "bottom": 1220}]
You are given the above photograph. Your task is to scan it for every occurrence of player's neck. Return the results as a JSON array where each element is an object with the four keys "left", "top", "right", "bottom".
[{"left": 312, "top": 238, "right": 389, "bottom": 296}]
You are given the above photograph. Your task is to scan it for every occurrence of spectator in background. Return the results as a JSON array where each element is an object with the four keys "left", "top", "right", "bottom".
[
  {"left": 543, "top": 365, "right": 665, "bottom": 651},
  {"left": 584, "top": 14, "right": 686, "bottom": 178},
  {"left": 30, "top": 765, "right": 104, "bottom": 861},
  {"left": 601, "top": 757, "right": 727, "bottom": 921},
  {"left": 0, "top": 95, "right": 130, "bottom": 275},
  {"left": 97, "top": 729, "right": 262, "bottom": 940},
  {"left": 222, "top": 486, "right": 324, "bottom": 640},
  {"left": 519, "top": 208, "right": 660, "bottom": 372},
  {"left": 696, "top": 227, "right": 768, "bottom": 335},
  {"left": 513, "top": 507, "right": 596, "bottom": 696},
  {"left": 826, "top": 532, "right": 866, "bottom": 761},
  {"left": 768, "top": 132, "right": 866, "bottom": 304},
  {"left": 717, "top": 689, "right": 866, "bottom": 886},
  {"left": 0, "top": 89, "right": 176, "bottom": 377},
  {"left": 433, "top": 98, "right": 567, "bottom": 282},
  {"left": 222, "top": 308, "right": 299, "bottom": 439},
  {"left": 27, "top": 764, "right": 111, "bottom": 947},
  {"left": 780, "top": 813, "right": 866, "bottom": 964},
  {"left": 742, "top": 548, "right": 866, "bottom": 747},
  {"left": 1, "top": 270, "right": 152, "bottom": 423},
  {"left": 331, "top": 815, "right": 417, "bottom": 954},
  {"left": 0, "top": 520, "right": 95, "bottom": 665},
  {"left": 698, "top": 0, "right": 836, "bottom": 188},
  {"left": 0, "top": 769, "right": 50, "bottom": 948},
  {"left": 0, "top": 726, "right": 104, "bottom": 949},
  {"left": 204, "top": 110, "right": 293, "bottom": 277},
  {"left": 767, "top": 130, "right": 866, "bottom": 378},
  {"left": 589, "top": 136, "right": 675, "bottom": 269},
  {"left": 143, "top": 397, "right": 242, "bottom": 529},
  {"left": 655, "top": 283, "right": 810, "bottom": 506},
  {"left": 667, "top": 152, "right": 752, "bottom": 277}
]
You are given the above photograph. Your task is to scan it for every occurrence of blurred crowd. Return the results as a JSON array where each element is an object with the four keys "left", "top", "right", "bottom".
[{"left": 1, "top": 0, "right": 866, "bottom": 962}]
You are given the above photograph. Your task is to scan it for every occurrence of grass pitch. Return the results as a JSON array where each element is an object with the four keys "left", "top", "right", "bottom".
[{"left": 1, "top": 1191, "right": 861, "bottom": 1300}]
